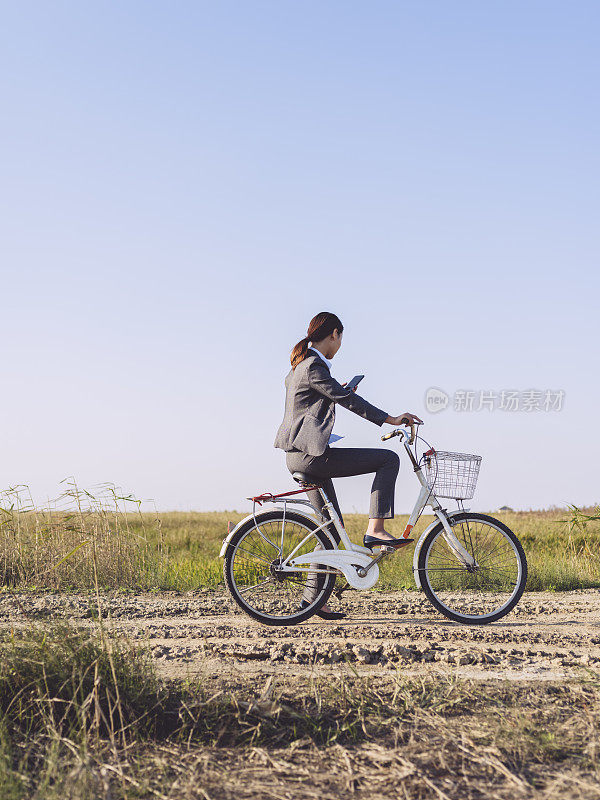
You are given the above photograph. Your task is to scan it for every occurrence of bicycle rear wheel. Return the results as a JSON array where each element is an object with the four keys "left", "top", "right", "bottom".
[
  {"left": 418, "top": 512, "right": 527, "bottom": 624},
  {"left": 223, "top": 509, "right": 337, "bottom": 626}
]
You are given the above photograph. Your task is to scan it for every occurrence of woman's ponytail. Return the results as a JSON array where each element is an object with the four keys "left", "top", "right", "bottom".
[
  {"left": 290, "top": 336, "right": 311, "bottom": 369},
  {"left": 290, "top": 312, "right": 344, "bottom": 368}
]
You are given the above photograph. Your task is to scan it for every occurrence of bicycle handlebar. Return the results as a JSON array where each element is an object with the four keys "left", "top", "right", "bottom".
[{"left": 381, "top": 421, "right": 419, "bottom": 445}]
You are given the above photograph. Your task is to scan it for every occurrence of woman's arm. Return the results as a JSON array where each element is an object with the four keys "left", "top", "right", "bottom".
[
  {"left": 308, "top": 361, "right": 424, "bottom": 428},
  {"left": 307, "top": 360, "right": 388, "bottom": 425}
]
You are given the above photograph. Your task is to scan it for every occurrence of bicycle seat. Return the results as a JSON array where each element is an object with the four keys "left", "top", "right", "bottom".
[{"left": 291, "top": 471, "right": 323, "bottom": 487}]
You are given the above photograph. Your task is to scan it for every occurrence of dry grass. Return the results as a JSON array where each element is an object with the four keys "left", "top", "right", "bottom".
[
  {"left": 1, "top": 621, "right": 599, "bottom": 799},
  {"left": 0, "top": 481, "right": 168, "bottom": 590}
]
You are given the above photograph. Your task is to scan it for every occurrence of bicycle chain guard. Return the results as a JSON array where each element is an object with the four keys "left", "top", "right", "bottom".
[{"left": 287, "top": 549, "right": 380, "bottom": 590}]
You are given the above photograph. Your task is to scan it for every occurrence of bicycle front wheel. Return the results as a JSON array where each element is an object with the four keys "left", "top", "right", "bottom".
[
  {"left": 418, "top": 512, "right": 527, "bottom": 624},
  {"left": 223, "top": 509, "right": 337, "bottom": 626}
]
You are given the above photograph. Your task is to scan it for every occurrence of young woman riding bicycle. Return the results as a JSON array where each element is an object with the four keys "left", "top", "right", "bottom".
[
  {"left": 221, "top": 311, "right": 527, "bottom": 627},
  {"left": 273, "top": 311, "right": 423, "bottom": 618}
]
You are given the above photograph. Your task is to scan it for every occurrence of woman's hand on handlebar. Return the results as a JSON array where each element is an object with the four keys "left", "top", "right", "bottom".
[{"left": 385, "top": 412, "right": 424, "bottom": 426}]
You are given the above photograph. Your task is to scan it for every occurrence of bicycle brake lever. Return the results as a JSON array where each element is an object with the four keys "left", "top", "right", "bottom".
[{"left": 382, "top": 424, "right": 417, "bottom": 444}]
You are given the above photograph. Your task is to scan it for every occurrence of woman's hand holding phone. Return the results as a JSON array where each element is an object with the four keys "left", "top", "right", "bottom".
[{"left": 341, "top": 374, "right": 364, "bottom": 393}]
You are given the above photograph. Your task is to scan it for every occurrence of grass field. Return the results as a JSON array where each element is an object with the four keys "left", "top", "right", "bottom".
[
  {"left": 0, "top": 622, "right": 599, "bottom": 799},
  {"left": 0, "top": 483, "right": 599, "bottom": 592},
  {"left": 2, "top": 486, "right": 600, "bottom": 798}
]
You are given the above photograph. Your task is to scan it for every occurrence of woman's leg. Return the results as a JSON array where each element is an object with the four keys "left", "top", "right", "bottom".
[
  {"left": 285, "top": 447, "right": 400, "bottom": 607},
  {"left": 303, "top": 447, "right": 400, "bottom": 520},
  {"left": 305, "top": 479, "right": 343, "bottom": 539},
  {"left": 285, "top": 452, "right": 344, "bottom": 606},
  {"left": 285, "top": 452, "right": 343, "bottom": 536},
  {"left": 300, "top": 448, "right": 401, "bottom": 606},
  {"left": 299, "top": 480, "right": 345, "bottom": 605}
]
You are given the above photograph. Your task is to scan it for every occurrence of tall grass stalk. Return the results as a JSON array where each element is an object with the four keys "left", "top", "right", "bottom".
[
  {"left": 0, "top": 481, "right": 168, "bottom": 591},
  {"left": 1, "top": 483, "right": 600, "bottom": 592}
]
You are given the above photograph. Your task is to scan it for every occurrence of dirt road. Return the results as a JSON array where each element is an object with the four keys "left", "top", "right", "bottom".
[{"left": 3, "top": 588, "right": 600, "bottom": 682}]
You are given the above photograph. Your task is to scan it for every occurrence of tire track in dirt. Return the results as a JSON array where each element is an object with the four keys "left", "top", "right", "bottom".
[{"left": 2, "top": 589, "right": 600, "bottom": 681}]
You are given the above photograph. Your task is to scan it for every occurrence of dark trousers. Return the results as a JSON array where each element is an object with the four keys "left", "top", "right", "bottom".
[
  {"left": 285, "top": 445, "right": 400, "bottom": 534},
  {"left": 285, "top": 446, "right": 400, "bottom": 603}
]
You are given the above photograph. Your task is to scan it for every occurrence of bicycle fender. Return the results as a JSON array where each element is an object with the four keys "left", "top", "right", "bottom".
[
  {"left": 218, "top": 508, "right": 334, "bottom": 557},
  {"left": 288, "top": 550, "right": 380, "bottom": 590},
  {"left": 219, "top": 510, "right": 292, "bottom": 557},
  {"left": 219, "top": 513, "right": 258, "bottom": 557}
]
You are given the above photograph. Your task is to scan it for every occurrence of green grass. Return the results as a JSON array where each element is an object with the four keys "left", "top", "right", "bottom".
[
  {"left": 132, "top": 506, "right": 600, "bottom": 593},
  {"left": 1, "top": 483, "right": 599, "bottom": 592}
]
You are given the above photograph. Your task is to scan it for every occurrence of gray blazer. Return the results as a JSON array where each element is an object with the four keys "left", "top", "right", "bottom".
[{"left": 274, "top": 351, "right": 389, "bottom": 456}]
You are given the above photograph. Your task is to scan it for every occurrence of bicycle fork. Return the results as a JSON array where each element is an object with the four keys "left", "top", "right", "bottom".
[{"left": 433, "top": 509, "right": 477, "bottom": 568}]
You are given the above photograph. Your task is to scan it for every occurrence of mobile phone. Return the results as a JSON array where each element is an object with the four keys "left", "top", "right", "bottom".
[{"left": 345, "top": 374, "right": 364, "bottom": 391}]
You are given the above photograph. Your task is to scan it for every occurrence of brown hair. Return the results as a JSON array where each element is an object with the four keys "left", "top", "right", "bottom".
[{"left": 290, "top": 312, "right": 344, "bottom": 368}]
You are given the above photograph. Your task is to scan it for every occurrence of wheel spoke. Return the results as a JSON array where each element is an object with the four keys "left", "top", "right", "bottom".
[
  {"left": 235, "top": 546, "right": 273, "bottom": 565},
  {"left": 421, "top": 516, "right": 526, "bottom": 621},
  {"left": 239, "top": 578, "right": 274, "bottom": 594},
  {"left": 227, "top": 514, "right": 335, "bottom": 620}
]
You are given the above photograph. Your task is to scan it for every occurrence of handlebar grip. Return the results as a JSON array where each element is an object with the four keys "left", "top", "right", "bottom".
[{"left": 381, "top": 422, "right": 418, "bottom": 444}]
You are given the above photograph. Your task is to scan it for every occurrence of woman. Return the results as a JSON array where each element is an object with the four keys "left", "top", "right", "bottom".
[{"left": 274, "top": 311, "right": 423, "bottom": 618}]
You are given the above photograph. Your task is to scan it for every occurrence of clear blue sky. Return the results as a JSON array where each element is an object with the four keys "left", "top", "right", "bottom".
[{"left": 1, "top": 1, "right": 598, "bottom": 513}]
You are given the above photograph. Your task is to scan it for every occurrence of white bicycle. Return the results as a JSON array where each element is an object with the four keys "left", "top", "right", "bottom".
[{"left": 221, "top": 423, "right": 527, "bottom": 626}]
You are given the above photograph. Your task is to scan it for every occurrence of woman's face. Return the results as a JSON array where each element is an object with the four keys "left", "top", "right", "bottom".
[
  {"left": 315, "top": 327, "right": 343, "bottom": 358},
  {"left": 331, "top": 328, "right": 343, "bottom": 356}
]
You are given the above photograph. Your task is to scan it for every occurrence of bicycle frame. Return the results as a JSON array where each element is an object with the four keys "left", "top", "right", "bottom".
[{"left": 220, "top": 428, "right": 476, "bottom": 591}]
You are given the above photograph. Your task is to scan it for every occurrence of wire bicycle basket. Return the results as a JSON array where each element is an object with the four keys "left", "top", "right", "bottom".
[{"left": 422, "top": 450, "right": 482, "bottom": 500}]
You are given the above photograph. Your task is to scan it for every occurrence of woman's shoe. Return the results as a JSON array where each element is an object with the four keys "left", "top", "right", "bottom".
[
  {"left": 300, "top": 600, "right": 347, "bottom": 620},
  {"left": 363, "top": 535, "right": 415, "bottom": 550}
]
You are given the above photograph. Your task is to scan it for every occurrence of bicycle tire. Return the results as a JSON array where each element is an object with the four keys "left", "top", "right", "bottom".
[
  {"left": 417, "top": 512, "right": 527, "bottom": 624},
  {"left": 223, "top": 509, "right": 337, "bottom": 626}
]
